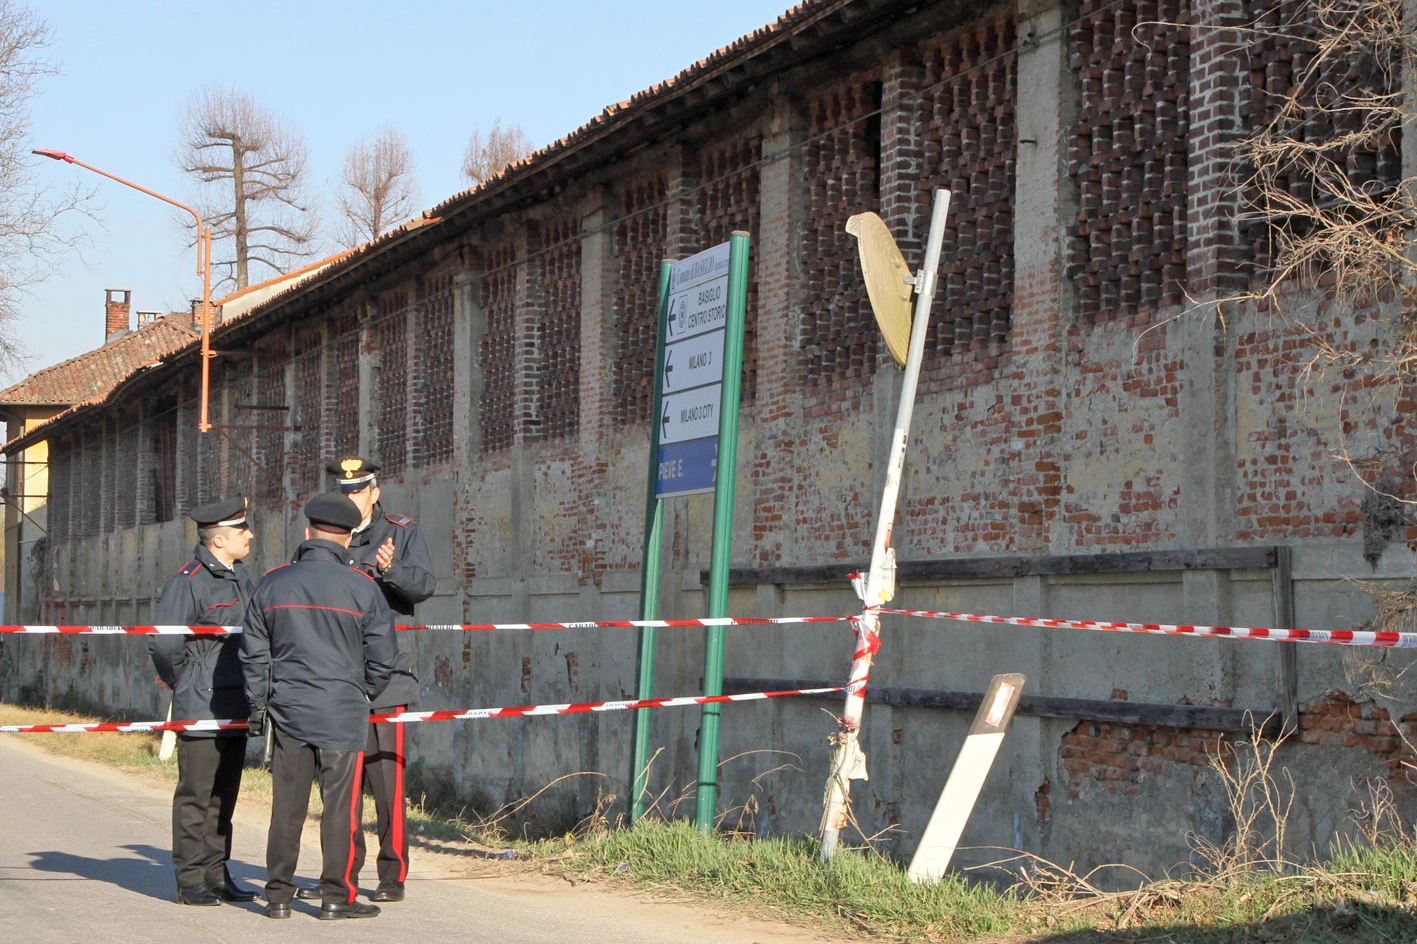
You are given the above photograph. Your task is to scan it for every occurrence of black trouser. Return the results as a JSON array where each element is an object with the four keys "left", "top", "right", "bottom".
[
  {"left": 264, "top": 726, "right": 365, "bottom": 906},
  {"left": 171, "top": 734, "right": 246, "bottom": 888},
  {"left": 358, "top": 713, "right": 409, "bottom": 885}
]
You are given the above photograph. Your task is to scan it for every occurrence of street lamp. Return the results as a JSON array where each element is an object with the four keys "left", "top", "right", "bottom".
[{"left": 33, "top": 148, "right": 215, "bottom": 433}]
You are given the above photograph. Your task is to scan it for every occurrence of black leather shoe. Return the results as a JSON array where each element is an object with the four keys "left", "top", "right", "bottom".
[
  {"left": 370, "top": 881, "right": 405, "bottom": 902},
  {"left": 177, "top": 883, "right": 221, "bottom": 906},
  {"left": 319, "top": 900, "right": 380, "bottom": 920},
  {"left": 213, "top": 875, "right": 258, "bottom": 902},
  {"left": 265, "top": 901, "right": 291, "bottom": 919},
  {"left": 294, "top": 885, "right": 321, "bottom": 900}
]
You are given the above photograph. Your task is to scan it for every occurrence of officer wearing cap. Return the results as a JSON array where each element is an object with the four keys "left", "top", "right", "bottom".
[
  {"left": 149, "top": 495, "right": 258, "bottom": 907},
  {"left": 301, "top": 455, "right": 434, "bottom": 905},
  {"left": 240, "top": 491, "right": 397, "bottom": 920}
]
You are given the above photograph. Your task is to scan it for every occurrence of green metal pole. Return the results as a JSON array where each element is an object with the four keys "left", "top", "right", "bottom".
[
  {"left": 631, "top": 260, "right": 675, "bottom": 823},
  {"left": 695, "top": 232, "right": 750, "bottom": 832}
]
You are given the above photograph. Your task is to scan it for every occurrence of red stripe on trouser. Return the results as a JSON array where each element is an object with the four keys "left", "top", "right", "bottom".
[
  {"left": 393, "top": 719, "right": 407, "bottom": 882},
  {"left": 343, "top": 750, "right": 365, "bottom": 903}
]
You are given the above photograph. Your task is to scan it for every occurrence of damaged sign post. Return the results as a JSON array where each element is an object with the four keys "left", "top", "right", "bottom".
[{"left": 819, "top": 189, "right": 952, "bottom": 861}]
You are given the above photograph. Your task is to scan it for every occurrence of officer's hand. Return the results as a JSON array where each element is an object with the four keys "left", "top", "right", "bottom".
[
  {"left": 154, "top": 675, "right": 172, "bottom": 691},
  {"left": 246, "top": 706, "right": 266, "bottom": 737},
  {"left": 376, "top": 538, "right": 395, "bottom": 574}
]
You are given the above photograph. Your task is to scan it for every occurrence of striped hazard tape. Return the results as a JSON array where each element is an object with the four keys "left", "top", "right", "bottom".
[
  {"left": 877, "top": 607, "right": 1417, "bottom": 648},
  {"left": 0, "top": 684, "right": 845, "bottom": 733},
  {"left": 0, "top": 615, "right": 849, "bottom": 635}
]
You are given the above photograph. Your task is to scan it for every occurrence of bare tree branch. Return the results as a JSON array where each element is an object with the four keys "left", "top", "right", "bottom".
[
  {"left": 460, "top": 119, "right": 534, "bottom": 188},
  {"left": 176, "top": 86, "right": 317, "bottom": 291},
  {"left": 336, "top": 127, "right": 418, "bottom": 248}
]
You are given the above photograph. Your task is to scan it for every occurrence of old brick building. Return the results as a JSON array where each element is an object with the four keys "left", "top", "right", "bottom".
[{"left": 2, "top": 0, "right": 1414, "bottom": 877}]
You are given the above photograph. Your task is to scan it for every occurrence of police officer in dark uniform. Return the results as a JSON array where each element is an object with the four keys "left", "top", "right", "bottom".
[
  {"left": 240, "top": 491, "right": 397, "bottom": 920},
  {"left": 298, "top": 456, "right": 434, "bottom": 904},
  {"left": 149, "top": 495, "right": 258, "bottom": 907}
]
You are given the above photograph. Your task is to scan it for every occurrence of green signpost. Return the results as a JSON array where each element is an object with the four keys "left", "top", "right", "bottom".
[{"left": 630, "top": 233, "right": 751, "bottom": 831}]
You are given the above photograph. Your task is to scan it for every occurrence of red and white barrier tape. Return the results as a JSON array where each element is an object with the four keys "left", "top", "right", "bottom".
[
  {"left": 0, "top": 615, "right": 849, "bottom": 636},
  {"left": 878, "top": 607, "right": 1417, "bottom": 648},
  {"left": 0, "top": 685, "right": 844, "bottom": 734},
  {"left": 0, "top": 625, "right": 241, "bottom": 635}
]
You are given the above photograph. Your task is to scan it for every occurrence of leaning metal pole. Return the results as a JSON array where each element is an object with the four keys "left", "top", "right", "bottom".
[{"left": 820, "top": 188, "right": 951, "bottom": 861}]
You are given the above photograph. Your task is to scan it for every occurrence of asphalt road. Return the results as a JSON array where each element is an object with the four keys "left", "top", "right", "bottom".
[{"left": 0, "top": 737, "right": 835, "bottom": 943}]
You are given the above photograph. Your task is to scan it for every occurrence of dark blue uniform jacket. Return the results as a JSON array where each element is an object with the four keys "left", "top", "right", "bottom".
[
  {"left": 149, "top": 544, "right": 253, "bottom": 736},
  {"left": 241, "top": 539, "right": 397, "bottom": 752},
  {"left": 346, "top": 503, "right": 436, "bottom": 710}
]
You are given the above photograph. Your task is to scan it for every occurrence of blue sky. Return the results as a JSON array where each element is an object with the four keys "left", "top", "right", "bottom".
[{"left": 15, "top": 0, "right": 795, "bottom": 383}]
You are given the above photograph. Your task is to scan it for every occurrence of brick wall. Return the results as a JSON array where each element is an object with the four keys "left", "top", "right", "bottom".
[
  {"left": 327, "top": 322, "right": 361, "bottom": 461},
  {"left": 291, "top": 328, "right": 324, "bottom": 500},
  {"left": 1068, "top": 0, "right": 1189, "bottom": 322},
  {"left": 480, "top": 240, "right": 520, "bottom": 456},
  {"left": 536, "top": 215, "right": 581, "bottom": 442},
  {"left": 697, "top": 137, "right": 761, "bottom": 402},
  {"left": 802, "top": 67, "right": 883, "bottom": 411},
  {"left": 417, "top": 274, "right": 455, "bottom": 464},
  {"left": 255, "top": 350, "right": 286, "bottom": 502},
  {"left": 374, "top": 292, "right": 409, "bottom": 474},
  {"left": 613, "top": 175, "right": 668, "bottom": 426},
  {"left": 920, "top": 15, "right": 1017, "bottom": 366}
]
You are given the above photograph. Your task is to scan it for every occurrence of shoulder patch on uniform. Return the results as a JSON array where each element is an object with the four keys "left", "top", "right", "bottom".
[
  {"left": 178, "top": 560, "right": 202, "bottom": 577},
  {"left": 384, "top": 512, "right": 413, "bottom": 528}
]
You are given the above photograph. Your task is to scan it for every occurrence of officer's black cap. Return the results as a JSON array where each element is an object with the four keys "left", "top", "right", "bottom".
[
  {"left": 189, "top": 495, "right": 249, "bottom": 529},
  {"left": 326, "top": 456, "right": 380, "bottom": 492},
  {"left": 304, "top": 491, "right": 363, "bottom": 533}
]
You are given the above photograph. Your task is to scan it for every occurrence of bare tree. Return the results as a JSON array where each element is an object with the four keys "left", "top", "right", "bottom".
[
  {"left": 177, "top": 86, "right": 317, "bottom": 291},
  {"left": 336, "top": 127, "right": 418, "bottom": 248},
  {"left": 0, "top": 0, "right": 89, "bottom": 373},
  {"left": 460, "top": 119, "right": 535, "bottom": 187}
]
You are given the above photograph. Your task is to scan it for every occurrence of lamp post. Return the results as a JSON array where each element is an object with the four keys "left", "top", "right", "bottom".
[{"left": 33, "top": 149, "right": 215, "bottom": 433}]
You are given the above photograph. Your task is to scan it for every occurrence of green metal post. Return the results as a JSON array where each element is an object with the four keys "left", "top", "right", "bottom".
[
  {"left": 631, "top": 260, "right": 675, "bottom": 823},
  {"left": 695, "top": 232, "right": 750, "bottom": 832}
]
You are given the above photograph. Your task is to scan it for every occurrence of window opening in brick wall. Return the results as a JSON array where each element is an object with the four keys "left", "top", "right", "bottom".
[
  {"left": 922, "top": 15, "right": 1018, "bottom": 359},
  {"left": 177, "top": 399, "right": 198, "bottom": 517},
  {"left": 613, "top": 176, "right": 668, "bottom": 425},
  {"left": 536, "top": 217, "right": 581, "bottom": 442},
  {"left": 1241, "top": 0, "right": 1402, "bottom": 284},
  {"left": 1066, "top": 0, "right": 1189, "bottom": 323},
  {"left": 418, "top": 274, "right": 455, "bottom": 464},
  {"left": 151, "top": 398, "right": 177, "bottom": 523},
  {"left": 375, "top": 294, "right": 409, "bottom": 474},
  {"left": 801, "top": 70, "right": 883, "bottom": 389},
  {"left": 224, "top": 368, "right": 256, "bottom": 503},
  {"left": 255, "top": 354, "right": 287, "bottom": 502},
  {"left": 697, "top": 138, "right": 761, "bottom": 403},
  {"left": 328, "top": 326, "right": 360, "bottom": 460},
  {"left": 291, "top": 330, "right": 324, "bottom": 499},
  {"left": 79, "top": 427, "right": 100, "bottom": 537},
  {"left": 115, "top": 419, "right": 137, "bottom": 529},
  {"left": 480, "top": 242, "right": 519, "bottom": 454},
  {"left": 198, "top": 401, "right": 220, "bottom": 506},
  {"left": 99, "top": 421, "right": 115, "bottom": 534},
  {"left": 50, "top": 440, "right": 71, "bottom": 541}
]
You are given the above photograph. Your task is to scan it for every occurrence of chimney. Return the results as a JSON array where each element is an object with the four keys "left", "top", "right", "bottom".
[{"left": 105, "top": 289, "right": 131, "bottom": 343}]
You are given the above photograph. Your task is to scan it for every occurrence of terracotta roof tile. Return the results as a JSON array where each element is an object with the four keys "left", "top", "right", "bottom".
[{"left": 0, "top": 318, "right": 198, "bottom": 407}]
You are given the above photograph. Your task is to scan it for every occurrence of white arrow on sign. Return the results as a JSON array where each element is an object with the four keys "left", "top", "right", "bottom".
[
  {"left": 663, "top": 329, "right": 725, "bottom": 393},
  {"left": 659, "top": 386, "right": 722, "bottom": 444},
  {"left": 666, "top": 277, "right": 728, "bottom": 341}
]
